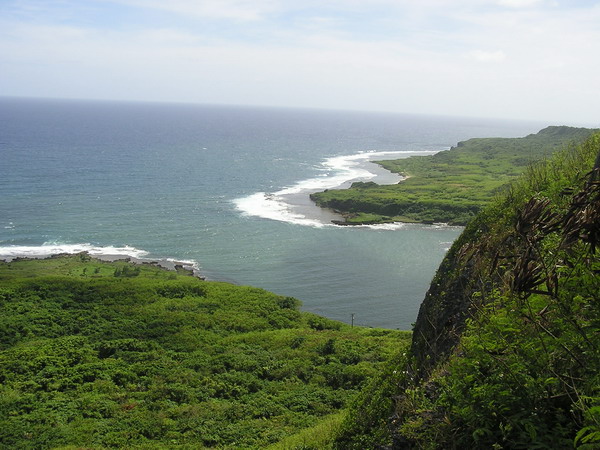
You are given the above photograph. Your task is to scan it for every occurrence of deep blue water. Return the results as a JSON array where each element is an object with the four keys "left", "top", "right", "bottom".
[{"left": 0, "top": 97, "right": 546, "bottom": 328}]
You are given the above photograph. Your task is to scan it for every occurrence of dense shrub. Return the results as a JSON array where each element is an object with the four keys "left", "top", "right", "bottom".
[{"left": 0, "top": 256, "right": 410, "bottom": 448}]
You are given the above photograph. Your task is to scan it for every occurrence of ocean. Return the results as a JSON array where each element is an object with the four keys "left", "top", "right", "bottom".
[{"left": 0, "top": 97, "right": 545, "bottom": 329}]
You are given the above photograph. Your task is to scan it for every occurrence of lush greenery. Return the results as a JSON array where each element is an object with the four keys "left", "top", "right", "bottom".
[
  {"left": 347, "top": 131, "right": 600, "bottom": 448},
  {"left": 4, "top": 130, "right": 599, "bottom": 450},
  {"left": 311, "top": 126, "right": 596, "bottom": 225},
  {"left": 0, "top": 255, "right": 410, "bottom": 449},
  {"left": 332, "top": 351, "right": 409, "bottom": 449}
]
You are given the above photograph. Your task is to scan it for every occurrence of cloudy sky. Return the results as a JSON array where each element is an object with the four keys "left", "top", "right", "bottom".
[{"left": 1, "top": 0, "right": 598, "bottom": 124}]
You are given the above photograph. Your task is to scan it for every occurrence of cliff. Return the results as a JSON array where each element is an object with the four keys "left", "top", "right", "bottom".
[
  {"left": 334, "top": 131, "right": 600, "bottom": 449},
  {"left": 395, "top": 131, "right": 600, "bottom": 448}
]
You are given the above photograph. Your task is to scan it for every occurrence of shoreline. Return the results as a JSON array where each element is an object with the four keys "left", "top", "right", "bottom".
[
  {"left": 1, "top": 251, "right": 205, "bottom": 280},
  {"left": 235, "top": 150, "right": 428, "bottom": 228},
  {"left": 93, "top": 254, "right": 205, "bottom": 279},
  {"left": 322, "top": 169, "right": 412, "bottom": 226}
]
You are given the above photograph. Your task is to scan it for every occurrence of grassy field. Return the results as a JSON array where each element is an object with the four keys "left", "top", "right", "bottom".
[
  {"left": 311, "top": 126, "right": 596, "bottom": 225},
  {"left": 0, "top": 254, "right": 411, "bottom": 449}
]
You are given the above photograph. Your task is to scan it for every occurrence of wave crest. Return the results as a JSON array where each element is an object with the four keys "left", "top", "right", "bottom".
[{"left": 0, "top": 243, "right": 149, "bottom": 260}]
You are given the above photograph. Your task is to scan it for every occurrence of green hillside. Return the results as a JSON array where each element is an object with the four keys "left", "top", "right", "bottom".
[
  {"left": 311, "top": 126, "right": 596, "bottom": 225},
  {"left": 334, "top": 131, "right": 600, "bottom": 448},
  {"left": 0, "top": 255, "right": 410, "bottom": 449},
  {"left": 3, "top": 130, "right": 599, "bottom": 449}
]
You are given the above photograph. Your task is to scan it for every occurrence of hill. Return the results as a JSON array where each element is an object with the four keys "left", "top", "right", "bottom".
[
  {"left": 0, "top": 255, "right": 410, "bottom": 449},
  {"left": 311, "top": 126, "right": 596, "bottom": 225},
  {"left": 333, "top": 131, "right": 600, "bottom": 448}
]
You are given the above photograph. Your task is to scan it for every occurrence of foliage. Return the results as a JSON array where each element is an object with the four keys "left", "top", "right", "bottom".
[
  {"left": 0, "top": 254, "right": 411, "bottom": 449},
  {"left": 332, "top": 350, "right": 410, "bottom": 449},
  {"left": 311, "top": 126, "right": 596, "bottom": 225},
  {"left": 265, "top": 412, "right": 344, "bottom": 450},
  {"left": 388, "top": 132, "right": 600, "bottom": 448}
]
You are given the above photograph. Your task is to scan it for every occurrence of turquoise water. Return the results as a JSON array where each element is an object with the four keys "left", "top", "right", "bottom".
[{"left": 0, "top": 98, "right": 544, "bottom": 328}]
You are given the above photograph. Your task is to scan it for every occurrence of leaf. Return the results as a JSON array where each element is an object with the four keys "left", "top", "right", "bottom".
[{"left": 575, "top": 427, "right": 600, "bottom": 447}]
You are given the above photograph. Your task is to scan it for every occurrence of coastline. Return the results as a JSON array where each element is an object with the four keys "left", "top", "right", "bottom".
[
  {"left": 235, "top": 150, "right": 431, "bottom": 228},
  {"left": 1, "top": 251, "right": 205, "bottom": 279},
  {"left": 323, "top": 169, "right": 412, "bottom": 226},
  {"left": 92, "top": 254, "right": 204, "bottom": 279},
  {"left": 310, "top": 127, "right": 599, "bottom": 226}
]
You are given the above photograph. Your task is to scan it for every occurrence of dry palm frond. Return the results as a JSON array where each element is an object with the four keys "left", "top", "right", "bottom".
[
  {"left": 515, "top": 197, "right": 560, "bottom": 238},
  {"left": 562, "top": 178, "right": 600, "bottom": 253},
  {"left": 510, "top": 247, "right": 545, "bottom": 294}
]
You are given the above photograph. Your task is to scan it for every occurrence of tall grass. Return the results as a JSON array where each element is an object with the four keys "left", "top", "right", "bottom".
[{"left": 266, "top": 413, "right": 345, "bottom": 450}]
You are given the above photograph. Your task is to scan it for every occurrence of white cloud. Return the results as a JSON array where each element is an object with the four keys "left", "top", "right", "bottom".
[
  {"left": 497, "top": 0, "right": 543, "bottom": 8},
  {"left": 468, "top": 49, "right": 507, "bottom": 62},
  {"left": 105, "top": 0, "right": 279, "bottom": 21},
  {"left": 1, "top": 0, "right": 599, "bottom": 123}
]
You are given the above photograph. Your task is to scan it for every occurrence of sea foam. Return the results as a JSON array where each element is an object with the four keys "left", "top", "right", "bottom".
[
  {"left": 234, "top": 193, "right": 328, "bottom": 228},
  {"left": 0, "top": 242, "right": 202, "bottom": 275},
  {"left": 234, "top": 150, "right": 438, "bottom": 228}
]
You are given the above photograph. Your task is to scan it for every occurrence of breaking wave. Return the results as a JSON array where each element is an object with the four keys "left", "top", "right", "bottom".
[{"left": 234, "top": 149, "right": 439, "bottom": 228}]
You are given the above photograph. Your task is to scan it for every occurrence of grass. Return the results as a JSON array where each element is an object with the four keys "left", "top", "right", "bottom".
[{"left": 266, "top": 412, "right": 345, "bottom": 450}]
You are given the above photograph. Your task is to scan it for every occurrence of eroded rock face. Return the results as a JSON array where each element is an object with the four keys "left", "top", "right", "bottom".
[
  {"left": 408, "top": 212, "right": 496, "bottom": 379},
  {"left": 410, "top": 251, "right": 475, "bottom": 378}
]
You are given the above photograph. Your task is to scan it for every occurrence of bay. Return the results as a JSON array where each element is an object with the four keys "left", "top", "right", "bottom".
[{"left": 0, "top": 97, "right": 544, "bottom": 329}]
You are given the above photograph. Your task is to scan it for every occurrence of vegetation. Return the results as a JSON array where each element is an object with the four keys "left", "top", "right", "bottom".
[
  {"left": 340, "top": 131, "right": 600, "bottom": 448},
  {"left": 0, "top": 254, "right": 411, "bottom": 449},
  {"left": 332, "top": 351, "right": 409, "bottom": 449},
  {"left": 311, "top": 126, "right": 596, "bottom": 225},
  {"left": 3, "top": 129, "right": 599, "bottom": 449}
]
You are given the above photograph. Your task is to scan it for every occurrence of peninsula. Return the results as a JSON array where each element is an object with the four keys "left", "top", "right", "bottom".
[{"left": 311, "top": 126, "right": 597, "bottom": 225}]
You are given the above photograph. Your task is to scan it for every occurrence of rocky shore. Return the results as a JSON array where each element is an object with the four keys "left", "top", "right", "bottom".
[{"left": 1, "top": 251, "right": 205, "bottom": 280}]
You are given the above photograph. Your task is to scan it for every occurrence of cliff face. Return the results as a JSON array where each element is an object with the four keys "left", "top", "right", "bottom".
[
  {"left": 409, "top": 234, "right": 479, "bottom": 378},
  {"left": 389, "top": 133, "right": 600, "bottom": 448}
]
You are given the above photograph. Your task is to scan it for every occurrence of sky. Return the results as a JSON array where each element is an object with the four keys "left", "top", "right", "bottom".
[{"left": 1, "top": 0, "right": 599, "bottom": 124}]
